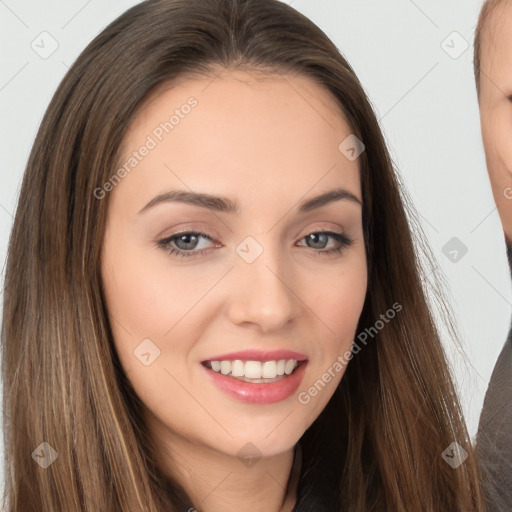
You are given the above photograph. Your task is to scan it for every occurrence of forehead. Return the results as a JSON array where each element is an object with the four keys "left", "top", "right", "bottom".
[
  {"left": 480, "top": 2, "right": 512, "bottom": 72},
  {"left": 114, "top": 69, "right": 362, "bottom": 210},
  {"left": 128, "top": 68, "right": 352, "bottom": 139}
]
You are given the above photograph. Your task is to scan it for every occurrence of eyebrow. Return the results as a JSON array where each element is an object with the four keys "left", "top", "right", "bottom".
[{"left": 137, "top": 187, "right": 362, "bottom": 216}]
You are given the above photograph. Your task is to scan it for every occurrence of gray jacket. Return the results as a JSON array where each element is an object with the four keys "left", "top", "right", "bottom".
[{"left": 476, "top": 236, "right": 512, "bottom": 512}]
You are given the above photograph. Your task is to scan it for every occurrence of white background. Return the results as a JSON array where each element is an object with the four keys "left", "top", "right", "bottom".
[{"left": 0, "top": 0, "right": 510, "bottom": 481}]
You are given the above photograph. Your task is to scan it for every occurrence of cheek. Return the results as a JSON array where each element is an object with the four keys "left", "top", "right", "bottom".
[
  {"left": 329, "top": 264, "right": 366, "bottom": 319},
  {"left": 311, "top": 249, "right": 367, "bottom": 337},
  {"left": 101, "top": 216, "right": 223, "bottom": 342},
  {"left": 297, "top": 246, "right": 367, "bottom": 400},
  {"left": 100, "top": 233, "right": 205, "bottom": 379},
  {"left": 102, "top": 254, "right": 179, "bottom": 337},
  {"left": 101, "top": 244, "right": 208, "bottom": 413},
  {"left": 295, "top": 255, "right": 367, "bottom": 419},
  {"left": 482, "top": 109, "right": 512, "bottom": 178}
]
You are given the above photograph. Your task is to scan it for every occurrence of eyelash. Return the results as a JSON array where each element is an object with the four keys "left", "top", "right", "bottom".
[{"left": 156, "top": 229, "right": 354, "bottom": 259}]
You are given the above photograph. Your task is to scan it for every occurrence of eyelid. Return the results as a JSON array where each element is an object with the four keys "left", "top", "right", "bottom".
[
  {"left": 156, "top": 230, "right": 219, "bottom": 249},
  {"left": 294, "top": 221, "right": 346, "bottom": 239}
]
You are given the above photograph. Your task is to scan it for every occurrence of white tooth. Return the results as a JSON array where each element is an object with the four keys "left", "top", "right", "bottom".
[
  {"left": 262, "top": 360, "right": 277, "bottom": 378},
  {"left": 231, "top": 360, "right": 244, "bottom": 377},
  {"left": 276, "top": 359, "right": 286, "bottom": 376},
  {"left": 220, "top": 360, "right": 231, "bottom": 375},
  {"left": 244, "top": 361, "right": 262, "bottom": 379},
  {"left": 210, "top": 361, "right": 221, "bottom": 372},
  {"left": 284, "top": 359, "right": 296, "bottom": 375}
]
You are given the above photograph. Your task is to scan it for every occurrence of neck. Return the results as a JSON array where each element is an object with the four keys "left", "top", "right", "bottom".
[{"left": 148, "top": 418, "right": 301, "bottom": 512}]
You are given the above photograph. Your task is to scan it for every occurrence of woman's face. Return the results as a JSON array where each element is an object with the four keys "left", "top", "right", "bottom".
[{"left": 100, "top": 69, "right": 367, "bottom": 463}]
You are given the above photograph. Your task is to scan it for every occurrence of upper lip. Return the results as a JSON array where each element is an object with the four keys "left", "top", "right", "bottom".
[{"left": 201, "top": 349, "right": 308, "bottom": 363}]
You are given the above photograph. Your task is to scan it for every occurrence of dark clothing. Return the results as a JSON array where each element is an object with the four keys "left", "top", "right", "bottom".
[{"left": 476, "top": 236, "right": 512, "bottom": 512}]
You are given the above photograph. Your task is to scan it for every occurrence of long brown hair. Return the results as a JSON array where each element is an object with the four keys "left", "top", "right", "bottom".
[{"left": 1, "top": 0, "right": 486, "bottom": 510}]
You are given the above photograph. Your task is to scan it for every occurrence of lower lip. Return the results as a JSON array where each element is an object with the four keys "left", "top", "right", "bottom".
[{"left": 201, "top": 362, "right": 308, "bottom": 404}]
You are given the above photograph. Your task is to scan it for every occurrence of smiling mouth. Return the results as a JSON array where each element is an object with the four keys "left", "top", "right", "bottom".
[{"left": 201, "top": 359, "right": 306, "bottom": 383}]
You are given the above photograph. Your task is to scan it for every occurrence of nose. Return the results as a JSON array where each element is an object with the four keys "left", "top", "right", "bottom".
[{"left": 226, "top": 244, "right": 298, "bottom": 333}]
